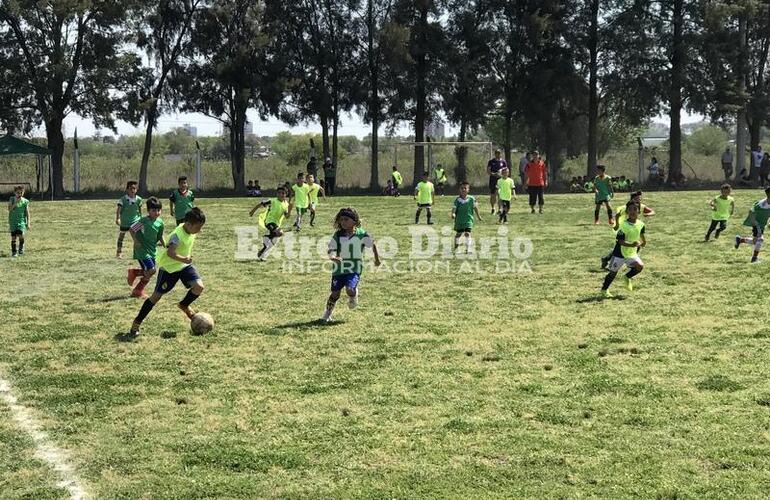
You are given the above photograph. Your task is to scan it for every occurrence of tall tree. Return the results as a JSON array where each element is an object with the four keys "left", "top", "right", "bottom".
[
  {"left": 134, "top": 0, "right": 201, "bottom": 193},
  {"left": 0, "top": 0, "right": 142, "bottom": 197}
]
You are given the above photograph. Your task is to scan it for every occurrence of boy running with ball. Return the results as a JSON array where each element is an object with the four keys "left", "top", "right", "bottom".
[
  {"left": 321, "top": 207, "right": 381, "bottom": 322},
  {"left": 127, "top": 197, "right": 165, "bottom": 298},
  {"left": 8, "top": 185, "right": 30, "bottom": 257},
  {"left": 452, "top": 182, "right": 482, "bottom": 252},
  {"left": 129, "top": 207, "right": 206, "bottom": 338},
  {"left": 735, "top": 187, "right": 770, "bottom": 263},
  {"left": 249, "top": 186, "right": 293, "bottom": 261},
  {"left": 705, "top": 184, "right": 734, "bottom": 241},
  {"left": 115, "top": 181, "right": 142, "bottom": 258},
  {"left": 601, "top": 202, "right": 646, "bottom": 298}
]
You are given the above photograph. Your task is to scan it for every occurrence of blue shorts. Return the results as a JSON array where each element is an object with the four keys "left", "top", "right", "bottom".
[
  {"left": 137, "top": 257, "right": 156, "bottom": 271},
  {"left": 331, "top": 273, "right": 360, "bottom": 292},
  {"left": 154, "top": 266, "right": 201, "bottom": 295}
]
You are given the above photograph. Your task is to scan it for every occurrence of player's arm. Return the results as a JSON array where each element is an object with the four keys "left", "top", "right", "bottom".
[
  {"left": 730, "top": 200, "right": 735, "bottom": 217},
  {"left": 512, "top": 184, "right": 517, "bottom": 200},
  {"left": 319, "top": 185, "right": 326, "bottom": 199},
  {"left": 166, "top": 240, "right": 192, "bottom": 264},
  {"left": 643, "top": 206, "right": 655, "bottom": 217},
  {"left": 608, "top": 179, "right": 614, "bottom": 196},
  {"left": 593, "top": 179, "right": 599, "bottom": 193},
  {"left": 451, "top": 205, "right": 456, "bottom": 219},
  {"left": 249, "top": 200, "right": 270, "bottom": 217},
  {"left": 24, "top": 203, "right": 30, "bottom": 229},
  {"left": 115, "top": 204, "right": 121, "bottom": 226},
  {"left": 129, "top": 221, "right": 142, "bottom": 245},
  {"left": 371, "top": 240, "right": 381, "bottom": 267},
  {"left": 639, "top": 233, "right": 646, "bottom": 248},
  {"left": 486, "top": 161, "right": 492, "bottom": 176},
  {"left": 474, "top": 205, "right": 482, "bottom": 222},
  {"left": 413, "top": 186, "right": 418, "bottom": 199},
  {"left": 286, "top": 201, "right": 294, "bottom": 217}
]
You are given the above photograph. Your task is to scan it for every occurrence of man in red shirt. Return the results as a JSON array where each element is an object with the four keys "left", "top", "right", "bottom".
[{"left": 524, "top": 151, "right": 548, "bottom": 213}]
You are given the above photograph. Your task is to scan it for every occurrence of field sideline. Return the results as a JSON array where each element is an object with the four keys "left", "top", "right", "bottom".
[{"left": 2, "top": 191, "right": 770, "bottom": 498}]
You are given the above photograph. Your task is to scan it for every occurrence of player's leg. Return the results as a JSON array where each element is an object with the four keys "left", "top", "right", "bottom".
[
  {"left": 130, "top": 269, "right": 176, "bottom": 336},
  {"left": 537, "top": 188, "right": 544, "bottom": 213},
  {"left": 346, "top": 274, "right": 361, "bottom": 309},
  {"left": 178, "top": 267, "right": 204, "bottom": 319},
  {"left": 601, "top": 257, "right": 624, "bottom": 296},
  {"left": 528, "top": 188, "right": 536, "bottom": 213},
  {"left": 705, "top": 220, "right": 719, "bottom": 241},
  {"left": 714, "top": 220, "right": 726, "bottom": 239},
  {"left": 606, "top": 202, "right": 614, "bottom": 224},
  {"left": 415, "top": 205, "right": 422, "bottom": 224},
  {"left": 594, "top": 202, "right": 601, "bottom": 224},
  {"left": 752, "top": 230, "right": 763, "bottom": 262},
  {"left": 322, "top": 276, "right": 345, "bottom": 321},
  {"left": 10, "top": 232, "right": 17, "bottom": 256},
  {"left": 259, "top": 224, "right": 281, "bottom": 259},
  {"left": 489, "top": 178, "right": 497, "bottom": 214},
  {"left": 426, "top": 205, "right": 433, "bottom": 224},
  {"left": 116, "top": 229, "right": 127, "bottom": 258},
  {"left": 624, "top": 257, "right": 644, "bottom": 290},
  {"left": 132, "top": 259, "right": 156, "bottom": 297},
  {"left": 454, "top": 231, "right": 463, "bottom": 250},
  {"left": 310, "top": 204, "right": 316, "bottom": 226}
]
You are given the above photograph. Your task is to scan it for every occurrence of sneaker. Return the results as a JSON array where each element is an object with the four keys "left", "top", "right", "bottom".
[
  {"left": 530, "top": 209, "right": 535, "bottom": 214},
  {"left": 177, "top": 303, "right": 196, "bottom": 320},
  {"left": 539, "top": 208, "right": 544, "bottom": 214},
  {"left": 127, "top": 269, "right": 139, "bottom": 286},
  {"left": 593, "top": 220, "right": 600, "bottom": 225},
  {"left": 624, "top": 275, "right": 633, "bottom": 291},
  {"left": 491, "top": 209, "right": 495, "bottom": 215},
  {"left": 129, "top": 323, "right": 141, "bottom": 339},
  {"left": 349, "top": 290, "right": 359, "bottom": 310},
  {"left": 321, "top": 309, "right": 333, "bottom": 322},
  {"left": 602, "top": 289, "right": 613, "bottom": 298},
  {"left": 18, "top": 249, "right": 24, "bottom": 255},
  {"left": 735, "top": 235, "right": 742, "bottom": 249},
  {"left": 116, "top": 252, "right": 123, "bottom": 259},
  {"left": 600, "top": 256, "right": 609, "bottom": 269},
  {"left": 11, "top": 253, "right": 17, "bottom": 258},
  {"left": 427, "top": 221, "right": 434, "bottom": 225},
  {"left": 752, "top": 257, "right": 761, "bottom": 264}
]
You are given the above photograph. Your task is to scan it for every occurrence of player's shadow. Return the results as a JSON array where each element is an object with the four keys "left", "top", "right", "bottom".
[
  {"left": 113, "top": 332, "right": 138, "bottom": 342},
  {"left": 586, "top": 268, "right": 608, "bottom": 274},
  {"left": 576, "top": 295, "right": 626, "bottom": 303},
  {"left": 266, "top": 319, "right": 344, "bottom": 334},
  {"left": 94, "top": 294, "right": 133, "bottom": 303}
]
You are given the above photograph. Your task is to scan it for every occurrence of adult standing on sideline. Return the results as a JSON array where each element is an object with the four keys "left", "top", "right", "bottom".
[
  {"left": 486, "top": 149, "right": 507, "bottom": 214},
  {"left": 518, "top": 151, "right": 531, "bottom": 187},
  {"left": 721, "top": 147, "right": 733, "bottom": 181},
  {"left": 306, "top": 156, "right": 318, "bottom": 179},
  {"left": 524, "top": 151, "right": 547, "bottom": 214},
  {"left": 323, "top": 157, "right": 336, "bottom": 196},
  {"left": 752, "top": 146, "right": 764, "bottom": 185}
]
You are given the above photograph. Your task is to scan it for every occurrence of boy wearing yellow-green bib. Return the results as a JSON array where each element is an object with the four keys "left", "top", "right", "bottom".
[
  {"left": 496, "top": 168, "right": 516, "bottom": 223},
  {"left": 735, "top": 186, "right": 770, "bottom": 263},
  {"left": 8, "top": 185, "right": 30, "bottom": 257},
  {"left": 433, "top": 163, "right": 447, "bottom": 196},
  {"left": 169, "top": 176, "right": 195, "bottom": 225},
  {"left": 306, "top": 174, "right": 326, "bottom": 227},
  {"left": 291, "top": 172, "right": 311, "bottom": 231},
  {"left": 129, "top": 207, "right": 206, "bottom": 338},
  {"left": 601, "top": 202, "right": 646, "bottom": 298},
  {"left": 391, "top": 166, "right": 403, "bottom": 197},
  {"left": 593, "top": 165, "right": 614, "bottom": 225},
  {"left": 414, "top": 172, "right": 435, "bottom": 224},
  {"left": 705, "top": 184, "right": 734, "bottom": 241},
  {"left": 249, "top": 185, "right": 293, "bottom": 261}
]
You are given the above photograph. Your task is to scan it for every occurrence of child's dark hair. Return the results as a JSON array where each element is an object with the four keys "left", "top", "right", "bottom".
[
  {"left": 184, "top": 207, "right": 206, "bottom": 224},
  {"left": 630, "top": 190, "right": 643, "bottom": 198},
  {"left": 764, "top": 186, "right": 770, "bottom": 196},
  {"left": 422, "top": 171, "right": 429, "bottom": 177},
  {"left": 146, "top": 196, "right": 162, "bottom": 210},
  {"left": 297, "top": 172, "right": 305, "bottom": 178},
  {"left": 126, "top": 180, "right": 138, "bottom": 189},
  {"left": 721, "top": 183, "right": 732, "bottom": 190},
  {"left": 596, "top": 164, "right": 606, "bottom": 172},
  {"left": 277, "top": 185, "right": 287, "bottom": 193},
  {"left": 459, "top": 181, "right": 470, "bottom": 187},
  {"left": 178, "top": 176, "right": 188, "bottom": 183},
  {"left": 333, "top": 207, "right": 361, "bottom": 230},
  {"left": 626, "top": 201, "right": 640, "bottom": 210},
  {"left": 14, "top": 185, "right": 24, "bottom": 192},
  {"left": 392, "top": 165, "right": 398, "bottom": 170}
]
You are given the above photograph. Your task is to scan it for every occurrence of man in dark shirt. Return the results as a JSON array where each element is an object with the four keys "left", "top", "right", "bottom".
[{"left": 486, "top": 149, "right": 507, "bottom": 214}]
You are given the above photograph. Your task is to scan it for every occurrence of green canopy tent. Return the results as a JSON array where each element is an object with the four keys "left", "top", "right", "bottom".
[{"left": 0, "top": 134, "right": 53, "bottom": 199}]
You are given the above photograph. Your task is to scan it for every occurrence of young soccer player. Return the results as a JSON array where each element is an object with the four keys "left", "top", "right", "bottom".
[
  {"left": 291, "top": 172, "right": 311, "bottom": 231},
  {"left": 169, "top": 176, "right": 195, "bottom": 226},
  {"left": 452, "top": 181, "right": 482, "bottom": 251},
  {"left": 249, "top": 185, "right": 293, "bottom": 261},
  {"left": 127, "top": 197, "right": 165, "bottom": 298},
  {"left": 414, "top": 172, "right": 435, "bottom": 224},
  {"left": 735, "top": 187, "right": 770, "bottom": 263},
  {"left": 600, "top": 191, "right": 655, "bottom": 269},
  {"left": 8, "top": 185, "right": 30, "bottom": 257},
  {"left": 321, "top": 207, "right": 381, "bottom": 322},
  {"left": 433, "top": 163, "right": 447, "bottom": 196},
  {"left": 496, "top": 167, "right": 516, "bottom": 223},
  {"left": 391, "top": 166, "right": 403, "bottom": 197},
  {"left": 593, "top": 165, "right": 614, "bottom": 225},
  {"left": 307, "top": 174, "right": 326, "bottom": 227},
  {"left": 129, "top": 207, "right": 206, "bottom": 338},
  {"left": 705, "top": 184, "right": 734, "bottom": 241},
  {"left": 601, "top": 202, "right": 646, "bottom": 298},
  {"left": 115, "top": 181, "right": 143, "bottom": 258}
]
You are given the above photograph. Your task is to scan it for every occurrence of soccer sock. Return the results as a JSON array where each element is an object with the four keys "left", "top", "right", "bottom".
[
  {"left": 310, "top": 210, "right": 316, "bottom": 224},
  {"left": 117, "top": 231, "right": 126, "bottom": 253},
  {"left": 415, "top": 209, "right": 420, "bottom": 224},
  {"left": 626, "top": 267, "right": 642, "bottom": 279},
  {"left": 426, "top": 208, "right": 432, "bottom": 223},
  {"left": 594, "top": 206, "right": 600, "bottom": 221},
  {"left": 11, "top": 240, "right": 17, "bottom": 255},
  {"left": 18, "top": 238, "right": 24, "bottom": 253},
  {"left": 326, "top": 295, "right": 339, "bottom": 312},
  {"left": 134, "top": 277, "right": 149, "bottom": 292},
  {"left": 179, "top": 290, "right": 200, "bottom": 307},
  {"left": 602, "top": 271, "right": 617, "bottom": 290},
  {"left": 607, "top": 206, "right": 613, "bottom": 220},
  {"left": 296, "top": 210, "right": 302, "bottom": 227},
  {"left": 134, "top": 299, "right": 156, "bottom": 324},
  {"left": 454, "top": 236, "right": 461, "bottom": 249}
]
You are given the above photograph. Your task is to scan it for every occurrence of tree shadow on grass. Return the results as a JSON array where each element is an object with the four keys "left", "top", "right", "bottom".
[
  {"left": 265, "top": 319, "right": 345, "bottom": 335},
  {"left": 576, "top": 295, "right": 626, "bottom": 304}
]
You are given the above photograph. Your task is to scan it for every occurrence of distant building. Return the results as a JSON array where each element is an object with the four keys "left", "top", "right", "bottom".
[
  {"left": 424, "top": 119, "right": 445, "bottom": 140},
  {"left": 183, "top": 123, "right": 198, "bottom": 137},
  {"left": 221, "top": 121, "right": 254, "bottom": 137}
]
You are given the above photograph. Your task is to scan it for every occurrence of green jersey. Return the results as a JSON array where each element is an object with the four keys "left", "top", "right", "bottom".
[
  {"left": 433, "top": 167, "right": 447, "bottom": 183},
  {"left": 8, "top": 196, "right": 29, "bottom": 231},
  {"left": 416, "top": 181, "right": 434, "bottom": 204},
  {"left": 170, "top": 189, "right": 194, "bottom": 220},
  {"left": 392, "top": 171, "right": 403, "bottom": 185},
  {"left": 743, "top": 199, "right": 770, "bottom": 229},
  {"left": 616, "top": 219, "right": 645, "bottom": 258},
  {"left": 329, "top": 227, "right": 372, "bottom": 275},
  {"left": 265, "top": 198, "right": 289, "bottom": 226},
  {"left": 131, "top": 216, "right": 164, "bottom": 260},
  {"left": 308, "top": 183, "right": 321, "bottom": 204},
  {"left": 594, "top": 175, "right": 613, "bottom": 202},
  {"left": 157, "top": 224, "right": 196, "bottom": 273},
  {"left": 712, "top": 195, "right": 734, "bottom": 221},
  {"left": 118, "top": 195, "right": 143, "bottom": 227},
  {"left": 453, "top": 195, "right": 477, "bottom": 231},
  {"left": 292, "top": 183, "right": 311, "bottom": 209},
  {"left": 497, "top": 177, "right": 515, "bottom": 202}
]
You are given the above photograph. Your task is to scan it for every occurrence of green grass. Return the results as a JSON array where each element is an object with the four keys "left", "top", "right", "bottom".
[{"left": 2, "top": 190, "right": 770, "bottom": 498}]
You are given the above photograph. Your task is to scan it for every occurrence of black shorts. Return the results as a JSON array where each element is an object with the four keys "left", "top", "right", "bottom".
[
  {"left": 10, "top": 230, "right": 24, "bottom": 236},
  {"left": 489, "top": 175, "right": 499, "bottom": 193},
  {"left": 528, "top": 186, "right": 545, "bottom": 206},
  {"left": 498, "top": 200, "right": 511, "bottom": 211},
  {"left": 417, "top": 203, "right": 432, "bottom": 208},
  {"left": 455, "top": 227, "right": 472, "bottom": 234},
  {"left": 753, "top": 226, "right": 761, "bottom": 238},
  {"left": 265, "top": 222, "right": 281, "bottom": 238},
  {"left": 120, "top": 225, "right": 132, "bottom": 232},
  {"left": 154, "top": 266, "right": 201, "bottom": 295}
]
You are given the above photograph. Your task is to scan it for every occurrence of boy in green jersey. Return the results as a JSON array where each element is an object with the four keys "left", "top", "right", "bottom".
[
  {"left": 321, "top": 207, "right": 381, "bottom": 322},
  {"left": 115, "top": 181, "right": 143, "bottom": 258},
  {"left": 127, "top": 197, "right": 166, "bottom": 298},
  {"left": 593, "top": 165, "right": 614, "bottom": 225},
  {"left": 169, "top": 176, "right": 195, "bottom": 226},
  {"left": 291, "top": 172, "right": 312, "bottom": 231},
  {"left": 452, "top": 182, "right": 482, "bottom": 251},
  {"left": 306, "top": 174, "right": 326, "bottom": 227},
  {"left": 8, "top": 185, "right": 30, "bottom": 257},
  {"left": 129, "top": 208, "right": 206, "bottom": 338},
  {"left": 249, "top": 186, "right": 294, "bottom": 261},
  {"left": 705, "top": 184, "right": 735, "bottom": 241},
  {"left": 391, "top": 166, "right": 403, "bottom": 196},
  {"left": 601, "top": 202, "right": 646, "bottom": 298},
  {"left": 433, "top": 163, "right": 447, "bottom": 196},
  {"left": 735, "top": 186, "right": 770, "bottom": 262},
  {"left": 414, "top": 172, "right": 435, "bottom": 224},
  {"left": 496, "top": 168, "right": 516, "bottom": 223}
]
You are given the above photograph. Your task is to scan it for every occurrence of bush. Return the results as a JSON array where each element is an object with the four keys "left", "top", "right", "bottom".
[{"left": 685, "top": 125, "right": 728, "bottom": 156}]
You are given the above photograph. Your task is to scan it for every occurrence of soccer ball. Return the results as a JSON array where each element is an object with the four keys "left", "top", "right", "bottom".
[{"left": 190, "top": 312, "right": 214, "bottom": 335}]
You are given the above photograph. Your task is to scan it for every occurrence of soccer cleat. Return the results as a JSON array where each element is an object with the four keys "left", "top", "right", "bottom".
[
  {"left": 129, "top": 323, "right": 141, "bottom": 339},
  {"left": 127, "top": 268, "right": 139, "bottom": 286},
  {"left": 715, "top": 231, "right": 721, "bottom": 239},
  {"left": 735, "top": 235, "right": 742, "bottom": 249},
  {"left": 116, "top": 252, "right": 123, "bottom": 259},
  {"left": 752, "top": 257, "right": 761, "bottom": 264},
  {"left": 600, "top": 256, "right": 609, "bottom": 269},
  {"left": 491, "top": 208, "right": 495, "bottom": 215},
  {"left": 11, "top": 253, "right": 17, "bottom": 258},
  {"left": 177, "top": 303, "right": 197, "bottom": 320},
  {"left": 624, "top": 275, "right": 633, "bottom": 291},
  {"left": 602, "top": 289, "right": 613, "bottom": 298},
  {"left": 321, "top": 309, "right": 333, "bottom": 322},
  {"left": 18, "top": 249, "right": 24, "bottom": 256}
]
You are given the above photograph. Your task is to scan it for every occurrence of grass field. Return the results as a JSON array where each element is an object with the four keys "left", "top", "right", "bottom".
[{"left": 2, "top": 190, "right": 770, "bottom": 498}]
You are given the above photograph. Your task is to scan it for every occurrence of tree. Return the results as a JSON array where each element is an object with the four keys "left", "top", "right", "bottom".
[
  {"left": 177, "top": 0, "right": 287, "bottom": 191},
  {"left": 133, "top": 0, "right": 201, "bottom": 194},
  {"left": 0, "top": 0, "right": 143, "bottom": 197}
]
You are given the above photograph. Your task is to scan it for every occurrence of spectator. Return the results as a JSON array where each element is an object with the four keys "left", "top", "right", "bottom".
[
  {"left": 322, "top": 157, "right": 336, "bottom": 196},
  {"left": 518, "top": 151, "right": 531, "bottom": 188},
  {"left": 761, "top": 153, "right": 770, "bottom": 186},
  {"left": 306, "top": 156, "right": 318, "bottom": 178},
  {"left": 253, "top": 180, "right": 262, "bottom": 196},
  {"left": 523, "top": 150, "right": 547, "bottom": 213},
  {"left": 486, "top": 149, "right": 508, "bottom": 214},
  {"left": 753, "top": 146, "right": 764, "bottom": 184},
  {"left": 721, "top": 147, "right": 733, "bottom": 180}
]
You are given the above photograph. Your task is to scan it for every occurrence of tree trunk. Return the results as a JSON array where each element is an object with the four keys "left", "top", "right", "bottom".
[
  {"left": 735, "top": 13, "right": 748, "bottom": 180},
  {"left": 370, "top": 117, "right": 380, "bottom": 192},
  {"left": 367, "top": 0, "right": 379, "bottom": 193},
  {"left": 503, "top": 109, "right": 513, "bottom": 166},
  {"left": 230, "top": 97, "right": 248, "bottom": 191},
  {"left": 455, "top": 119, "right": 468, "bottom": 183},
  {"left": 587, "top": 0, "right": 599, "bottom": 177},
  {"left": 413, "top": 5, "right": 428, "bottom": 183},
  {"left": 139, "top": 105, "right": 158, "bottom": 194},
  {"left": 332, "top": 94, "right": 339, "bottom": 167},
  {"left": 321, "top": 113, "right": 330, "bottom": 161},
  {"left": 45, "top": 115, "right": 65, "bottom": 198},
  {"left": 749, "top": 118, "right": 761, "bottom": 151},
  {"left": 667, "top": 0, "right": 684, "bottom": 185}
]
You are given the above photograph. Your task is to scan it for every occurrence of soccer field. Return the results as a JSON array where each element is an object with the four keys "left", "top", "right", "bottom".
[{"left": 2, "top": 190, "right": 770, "bottom": 498}]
